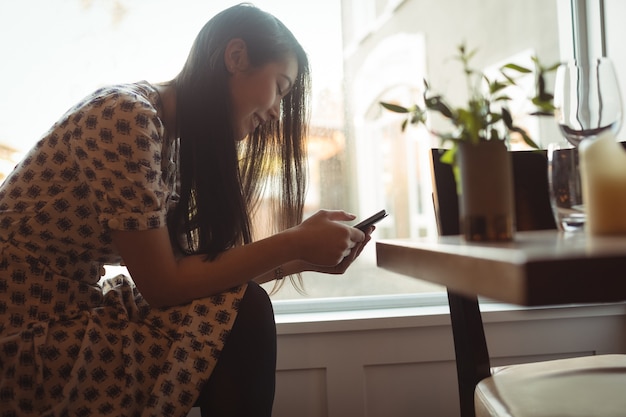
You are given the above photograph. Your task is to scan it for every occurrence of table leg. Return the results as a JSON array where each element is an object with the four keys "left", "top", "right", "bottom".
[{"left": 447, "top": 290, "right": 492, "bottom": 417}]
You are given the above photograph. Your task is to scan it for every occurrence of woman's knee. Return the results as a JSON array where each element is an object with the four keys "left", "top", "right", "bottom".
[{"left": 238, "top": 281, "right": 275, "bottom": 327}]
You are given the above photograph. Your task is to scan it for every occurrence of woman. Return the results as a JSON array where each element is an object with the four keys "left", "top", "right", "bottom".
[{"left": 0, "top": 3, "right": 372, "bottom": 417}]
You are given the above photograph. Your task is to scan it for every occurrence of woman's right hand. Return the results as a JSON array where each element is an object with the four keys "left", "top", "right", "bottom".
[{"left": 288, "top": 210, "right": 365, "bottom": 267}]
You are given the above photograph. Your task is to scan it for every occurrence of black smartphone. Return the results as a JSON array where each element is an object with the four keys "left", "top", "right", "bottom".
[{"left": 353, "top": 209, "right": 388, "bottom": 231}]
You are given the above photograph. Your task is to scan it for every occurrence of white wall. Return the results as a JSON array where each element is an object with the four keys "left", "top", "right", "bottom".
[{"left": 271, "top": 303, "right": 626, "bottom": 417}]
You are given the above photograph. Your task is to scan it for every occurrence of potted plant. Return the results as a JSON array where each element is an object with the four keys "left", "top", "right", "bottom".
[{"left": 381, "top": 44, "right": 558, "bottom": 241}]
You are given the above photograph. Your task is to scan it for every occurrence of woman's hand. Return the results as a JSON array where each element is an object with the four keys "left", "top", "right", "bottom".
[
  {"left": 282, "top": 224, "right": 373, "bottom": 277},
  {"left": 304, "top": 226, "right": 373, "bottom": 275},
  {"left": 288, "top": 209, "right": 369, "bottom": 268}
]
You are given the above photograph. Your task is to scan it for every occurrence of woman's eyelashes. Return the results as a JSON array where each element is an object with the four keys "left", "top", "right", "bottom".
[
  {"left": 277, "top": 83, "right": 288, "bottom": 97},
  {"left": 277, "top": 80, "right": 292, "bottom": 98}
]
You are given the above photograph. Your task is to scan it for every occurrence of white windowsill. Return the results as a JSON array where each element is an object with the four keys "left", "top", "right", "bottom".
[{"left": 273, "top": 293, "right": 626, "bottom": 335}]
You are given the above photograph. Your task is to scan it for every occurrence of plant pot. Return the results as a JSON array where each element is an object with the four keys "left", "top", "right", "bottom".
[{"left": 457, "top": 140, "right": 515, "bottom": 241}]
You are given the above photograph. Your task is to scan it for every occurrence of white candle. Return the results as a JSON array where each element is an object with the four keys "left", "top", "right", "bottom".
[{"left": 579, "top": 131, "right": 626, "bottom": 235}]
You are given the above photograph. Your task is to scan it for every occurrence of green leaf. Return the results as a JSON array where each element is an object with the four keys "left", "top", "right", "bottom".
[
  {"left": 410, "top": 112, "right": 426, "bottom": 125},
  {"left": 380, "top": 102, "right": 411, "bottom": 113},
  {"left": 514, "top": 127, "right": 539, "bottom": 149},
  {"left": 488, "top": 113, "right": 503, "bottom": 124},
  {"left": 488, "top": 128, "right": 500, "bottom": 141},
  {"left": 531, "top": 96, "right": 556, "bottom": 113},
  {"left": 501, "top": 108, "right": 513, "bottom": 128},
  {"left": 489, "top": 80, "right": 509, "bottom": 94},
  {"left": 466, "top": 48, "right": 478, "bottom": 61},
  {"left": 545, "top": 62, "right": 561, "bottom": 72},
  {"left": 500, "top": 72, "right": 517, "bottom": 86},
  {"left": 426, "top": 96, "right": 454, "bottom": 119},
  {"left": 502, "top": 63, "right": 532, "bottom": 73},
  {"left": 440, "top": 147, "right": 456, "bottom": 165},
  {"left": 530, "top": 110, "right": 554, "bottom": 117}
]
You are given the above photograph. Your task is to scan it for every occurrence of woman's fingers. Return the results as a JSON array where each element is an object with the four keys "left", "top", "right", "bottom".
[
  {"left": 293, "top": 209, "right": 371, "bottom": 267},
  {"left": 324, "top": 209, "right": 357, "bottom": 223}
]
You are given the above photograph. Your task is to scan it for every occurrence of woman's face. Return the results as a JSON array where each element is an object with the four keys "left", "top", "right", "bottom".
[{"left": 228, "top": 53, "right": 299, "bottom": 141}]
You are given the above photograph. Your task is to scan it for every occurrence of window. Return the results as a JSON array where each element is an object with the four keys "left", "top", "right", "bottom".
[
  {"left": 0, "top": 0, "right": 614, "bottom": 306},
  {"left": 282, "top": 0, "right": 566, "bottom": 301}
]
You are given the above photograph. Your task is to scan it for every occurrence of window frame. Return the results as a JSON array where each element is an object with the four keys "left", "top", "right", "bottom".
[{"left": 273, "top": 0, "right": 606, "bottom": 317}]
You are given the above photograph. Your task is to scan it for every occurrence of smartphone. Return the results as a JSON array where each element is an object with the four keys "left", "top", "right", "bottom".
[{"left": 353, "top": 209, "right": 388, "bottom": 231}]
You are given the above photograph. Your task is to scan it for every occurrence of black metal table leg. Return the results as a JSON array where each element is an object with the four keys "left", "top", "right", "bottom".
[{"left": 447, "top": 290, "right": 492, "bottom": 417}]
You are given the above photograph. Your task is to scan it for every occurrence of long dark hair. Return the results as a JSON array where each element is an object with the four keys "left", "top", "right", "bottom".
[{"left": 170, "top": 3, "right": 310, "bottom": 264}]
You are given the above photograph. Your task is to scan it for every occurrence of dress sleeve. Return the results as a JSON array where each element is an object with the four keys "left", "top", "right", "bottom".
[{"left": 70, "top": 88, "right": 172, "bottom": 232}]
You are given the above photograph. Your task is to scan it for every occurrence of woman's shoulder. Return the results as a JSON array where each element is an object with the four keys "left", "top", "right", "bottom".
[
  {"left": 75, "top": 81, "right": 160, "bottom": 114},
  {"left": 51, "top": 81, "right": 164, "bottom": 136}
]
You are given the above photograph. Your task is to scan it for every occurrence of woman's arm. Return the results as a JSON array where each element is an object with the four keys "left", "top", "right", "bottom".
[
  {"left": 253, "top": 225, "right": 374, "bottom": 284},
  {"left": 111, "top": 210, "right": 367, "bottom": 307}
]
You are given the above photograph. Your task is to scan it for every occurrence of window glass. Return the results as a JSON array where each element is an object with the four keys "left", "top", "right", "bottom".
[
  {"left": 0, "top": 0, "right": 563, "bottom": 302},
  {"left": 277, "top": 0, "right": 564, "bottom": 300}
]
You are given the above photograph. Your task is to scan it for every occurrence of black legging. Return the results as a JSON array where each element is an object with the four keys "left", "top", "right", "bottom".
[{"left": 197, "top": 281, "right": 277, "bottom": 417}]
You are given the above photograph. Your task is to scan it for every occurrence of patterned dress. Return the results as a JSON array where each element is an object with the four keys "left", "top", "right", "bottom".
[{"left": 0, "top": 82, "right": 246, "bottom": 416}]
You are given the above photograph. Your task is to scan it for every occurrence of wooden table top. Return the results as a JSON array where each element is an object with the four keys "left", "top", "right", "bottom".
[{"left": 376, "top": 230, "right": 626, "bottom": 306}]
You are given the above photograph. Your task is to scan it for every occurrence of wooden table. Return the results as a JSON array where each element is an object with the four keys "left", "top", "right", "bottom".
[
  {"left": 376, "top": 229, "right": 626, "bottom": 417},
  {"left": 376, "top": 229, "right": 626, "bottom": 306}
]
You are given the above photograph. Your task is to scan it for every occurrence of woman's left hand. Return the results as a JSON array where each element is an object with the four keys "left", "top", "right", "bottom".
[{"left": 299, "top": 226, "right": 374, "bottom": 275}]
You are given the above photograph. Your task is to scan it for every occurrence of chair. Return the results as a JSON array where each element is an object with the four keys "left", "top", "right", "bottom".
[{"left": 430, "top": 148, "right": 626, "bottom": 417}]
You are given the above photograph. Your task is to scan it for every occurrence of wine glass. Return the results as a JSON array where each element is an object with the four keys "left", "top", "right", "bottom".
[
  {"left": 554, "top": 57, "right": 622, "bottom": 146},
  {"left": 549, "top": 58, "right": 623, "bottom": 231}
]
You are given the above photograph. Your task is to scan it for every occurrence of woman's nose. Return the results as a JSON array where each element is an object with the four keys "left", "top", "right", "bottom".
[{"left": 269, "top": 101, "right": 280, "bottom": 120}]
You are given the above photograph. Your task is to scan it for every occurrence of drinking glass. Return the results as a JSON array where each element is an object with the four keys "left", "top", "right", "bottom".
[
  {"left": 547, "top": 141, "right": 585, "bottom": 231},
  {"left": 554, "top": 58, "right": 622, "bottom": 146},
  {"left": 549, "top": 58, "right": 623, "bottom": 231}
]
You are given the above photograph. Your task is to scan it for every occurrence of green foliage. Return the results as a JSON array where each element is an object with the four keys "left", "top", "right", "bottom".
[{"left": 380, "top": 43, "right": 559, "bottom": 156}]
